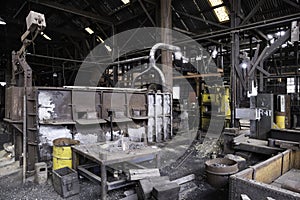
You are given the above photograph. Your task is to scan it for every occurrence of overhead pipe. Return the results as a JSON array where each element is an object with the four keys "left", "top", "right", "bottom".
[{"left": 131, "top": 43, "right": 182, "bottom": 91}]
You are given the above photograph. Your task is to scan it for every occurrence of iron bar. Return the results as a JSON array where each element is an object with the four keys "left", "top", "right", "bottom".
[{"left": 26, "top": 53, "right": 149, "bottom": 66}]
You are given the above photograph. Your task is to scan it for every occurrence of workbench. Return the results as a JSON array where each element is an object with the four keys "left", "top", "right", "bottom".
[{"left": 72, "top": 142, "right": 161, "bottom": 200}]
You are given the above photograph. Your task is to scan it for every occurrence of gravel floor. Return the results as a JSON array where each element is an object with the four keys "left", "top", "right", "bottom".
[
  {"left": 0, "top": 129, "right": 229, "bottom": 200},
  {"left": 0, "top": 157, "right": 226, "bottom": 200}
]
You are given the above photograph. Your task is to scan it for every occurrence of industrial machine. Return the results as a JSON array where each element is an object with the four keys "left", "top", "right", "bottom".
[
  {"left": 231, "top": 22, "right": 300, "bottom": 155},
  {"left": 4, "top": 11, "right": 187, "bottom": 179},
  {"left": 201, "top": 85, "right": 230, "bottom": 130}
]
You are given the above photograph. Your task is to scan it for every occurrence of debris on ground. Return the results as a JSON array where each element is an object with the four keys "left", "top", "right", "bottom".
[{"left": 195, "top": 138, "right": 222, "bottom": 158}]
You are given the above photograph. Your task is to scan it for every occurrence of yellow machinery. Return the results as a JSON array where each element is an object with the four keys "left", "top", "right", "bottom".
[{"left": 201, "top": 86, "right": 230, "bottom": 130}]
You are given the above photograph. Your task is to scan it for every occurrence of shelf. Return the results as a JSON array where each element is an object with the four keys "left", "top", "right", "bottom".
[
  {"left": 131, "top": 116, "right": 149, "bottom": 120},
  {"left": 39, "top": 120, "right": 76, "bottom": 125},
  {"left": 76, "top": 119, "right": 106, "bottom": 125},
  {"left": 3, "top": 118, "right": 23, "bottom": 124},
  {"left": 105, "top": 117, "right": 132, "bottom": 123}
]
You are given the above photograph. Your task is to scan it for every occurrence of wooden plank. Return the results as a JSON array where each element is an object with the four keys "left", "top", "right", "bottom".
[
  {"left": 291, "top": 150, "right": 300, "bottom": 169},
  {"left": 77, "top": 166, "right": 102, "bottom": 184},
  {"left": 282, "top": 149, "right": 292, "bottom": 174},
  {"left": 171, "top": 174, "right": 195, "bottom": 185},
  {"left": 234, "top": 138, "right": 282, "bottom": 155},
  {"left": 253, "top": 154, "right": 282, "bottom": 184},
  {"left": 235, "top": 168, "right": 254, "bottom": 180},
  {"left": 129, "top": 168, "right": 160, "bottom": 181}
]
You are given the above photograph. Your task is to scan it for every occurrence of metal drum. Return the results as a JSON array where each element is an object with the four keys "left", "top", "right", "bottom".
[
  {"left": 53, "top": 138, "right": 80, "bottom": 170},
  {"left": 275, "top": 112, "right": 285, "bottom": 129},
  {"left": 205, "top": 158, "right": 239, "bottom": 188}
]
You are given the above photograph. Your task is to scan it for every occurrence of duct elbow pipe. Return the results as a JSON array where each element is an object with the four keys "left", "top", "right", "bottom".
[{"left": 131, "top": 43, "right": 182, "bottom": 91}]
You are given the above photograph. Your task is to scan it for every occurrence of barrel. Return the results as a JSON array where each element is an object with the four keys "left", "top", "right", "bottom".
[
  {"left": 53, "top": 138, "right": 80, "bottom": 170},
  {"left": 275, "top": 112, "right": 285, "bottom": 129}
]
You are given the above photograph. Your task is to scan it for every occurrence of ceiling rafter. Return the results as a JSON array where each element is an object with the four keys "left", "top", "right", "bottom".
[
  {"left": 175, "top": 10, "right": 229, "bottom": 29},
  {"left": 282, "top": 0, "right": 300, "bottom": 10},
  {"left": 240, "top": 0, "right": 267, "bottom": 25},
  {"left": 28, "top": 0, "right": 114, "bottom": 25}
]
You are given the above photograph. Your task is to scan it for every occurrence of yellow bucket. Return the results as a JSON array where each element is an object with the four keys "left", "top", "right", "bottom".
[
  {"left": 275, "top": 114, "right": 285, "bottom": 129},
  {"left": 52, "top": 138, "right": 80, "bottom": 170}
]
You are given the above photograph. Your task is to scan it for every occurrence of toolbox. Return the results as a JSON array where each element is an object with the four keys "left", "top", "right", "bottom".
[{"left": 52, "top": 167, "right": 80, "bottom": 198}]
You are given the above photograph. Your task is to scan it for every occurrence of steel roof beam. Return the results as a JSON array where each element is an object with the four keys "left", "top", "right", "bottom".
[
  {"left": 176, "top": 11, "right": 229, "bottom": 29},
  {"left": 282, "top": 0, "right": 300, "bottom": 10},
  {"left": 138, "top": 0, "right": 156, "bottom": 26},
  {"left": 28, "top": 0, "right": 113, "bottom": 25},
  {"left": 240, "top": 0, "right": 267, "bottom": 25}
]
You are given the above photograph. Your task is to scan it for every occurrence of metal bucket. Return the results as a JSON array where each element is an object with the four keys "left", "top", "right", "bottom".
[
  {"left": 205, "top": 158, "right": 239, "bottom": 188},
  {"left": 53, "top": 138, "right": 80, "bottom": 170}
]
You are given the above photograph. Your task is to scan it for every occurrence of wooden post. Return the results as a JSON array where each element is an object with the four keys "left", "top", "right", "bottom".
[{"left": 161, "top": 0, "right": 173, "bottom": 92}]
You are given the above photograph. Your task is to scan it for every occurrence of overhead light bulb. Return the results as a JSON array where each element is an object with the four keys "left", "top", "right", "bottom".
[
  {"left": 85, "top": 27, "right": 94, "bottom": 35},
  {"left": 241, "top": 62, "right": 247, "bottom": 69},
  {"left": 174, "top": 51, "right": 182, "bottom": 60},
  {"left": 105, "top": 44, "right": 112, "bottom": 52},
  {"left": 0, "top": 17, "right": 6, "bottom": 25},
  {"left": 267, "top": 34, "right": 273, "bottom": 39},
  {"left": 121, "top": 0, "right": 130, "bottom": 4},
  {"left": 96, "top": 36, "right": 104, "bottom": 43},
  {"left": 41, "top": 32, "right": 51, "bottom": 40},
  {"left": 212, "top": 49, "right": 218, "bottom": 58},
  {"left": 0, "top": 82, "right": 6, "bottom": 86}
]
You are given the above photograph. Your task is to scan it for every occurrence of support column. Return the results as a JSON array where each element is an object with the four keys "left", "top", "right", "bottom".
[
  {"left": 230, "top": 0, "right": 241, "bottom": 127},
  {"left": 161, "top": 0, "right": 173, "bottom": 92}
]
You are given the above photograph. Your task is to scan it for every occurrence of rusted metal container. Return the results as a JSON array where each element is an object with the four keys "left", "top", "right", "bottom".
[{"left": 205, "top": 157, "right": 239, "bottom": 188}]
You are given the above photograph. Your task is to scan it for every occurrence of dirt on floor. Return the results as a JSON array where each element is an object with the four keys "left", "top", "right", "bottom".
[{"left": 0, "top": 132, "right": 230, "bottom": 200}]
